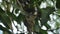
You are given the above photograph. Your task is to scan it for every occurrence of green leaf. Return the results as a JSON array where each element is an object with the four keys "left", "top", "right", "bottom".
[
  {"left": 0, "top": 7, "right": 11, "bottom": 29},
  {"left": 56, "top": 0, "right": 60, "bottom": 9},
  {"left": 17, "top": 13, "right": 25, "bottom": 24},
  {"left": 44, "top": 23, "right": 51, "bottom": 29},
  {"left": 0, "top": 7, "right": 5, "bottom": 14},
  {"left": 35, "top": 18, "right": 39, "bottom": 25},
  {"left": 57, "top": 9, "right": 60, "bottom": 14},
  {"left": 34, "top": 18, "right": 40, "bottom": 32},
  {"left": 15, "top": 9, "right": 20, "bottom": 14},
  {"left": 55, "top": 21, "right": 60, "bottom": 29},
  {"left": 6, "top": 11, "right": 17, "bottom": 20},
  {"left": 36, "top": 28, "right": 48, "bottom": 34},
  {"left": 40, "top": 7, "right": 55, "bottom": 25},
  {"left": 0, "top": 14, "right": 11, "bottom": 29},
  {"left": 39, "top": 29, "right": 48, "bottom": 34},
  {"left": 34, "top": 25, "right": 40, "bottom": 33},
  {"left": 0, "top": 25, "right": 12, "bottom": 34}
]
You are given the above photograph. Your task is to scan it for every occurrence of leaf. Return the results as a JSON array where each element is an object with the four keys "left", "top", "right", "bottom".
[
  {"left": 55, "top": 21, "right": 60, "bottom": 29},
  {"left": 15, "top": 8, "right": 20, "bottom": 14},
  {"left": 34, "top": 17, "right": 40, "bottom": 32},
  {"left": 57, "top": 9, "right": 60, "bottom": 14},
  {"left": 44, "top": 23, "right": 51, "bottom": 29},
  {"left": 0, "top": 14, "right": 11, "bottom": 29},
  {"left": 17, "top": 13, "right": 25, "bottom": 24},
  {"left": 6, "top": 11, "right": 17, "bottom": 20},
  {"left": 39, "top": 28, "right": 48, "bottom": 34},
  {"left": 34, "top": 25, "right": 40, "bottom": 33},
  {"left": 37, "top": 7, "right": 41, "bottom": 19},
  {"left": 35, "top": 18, "right": 39, "bottom": 25},
  {"left": 36, "top": 28, "right": 48, "bottom": 34},
  {"left": 56, "top": 0, "right": 60, "bottom": 9},
  {"left": 0, "top": 7, "right": 5, "bottom": 14},
  {"left": 0, "top": 7, "right": 11, "bottom": 29},
  {"left": 40, "top": 7, "right": 55, "bottom": 25},
  {"left": 0, "top": 25, "right": 12, "bottom": 34}
]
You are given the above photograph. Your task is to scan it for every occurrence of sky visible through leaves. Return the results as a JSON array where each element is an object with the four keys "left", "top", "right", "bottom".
[{"left": 0, "top": 0, "right": 58, "bottom": 34}]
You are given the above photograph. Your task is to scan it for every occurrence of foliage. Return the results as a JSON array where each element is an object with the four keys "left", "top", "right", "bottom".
[{"left": 0, "top": 0, "right": 60, "bottom": 34}]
